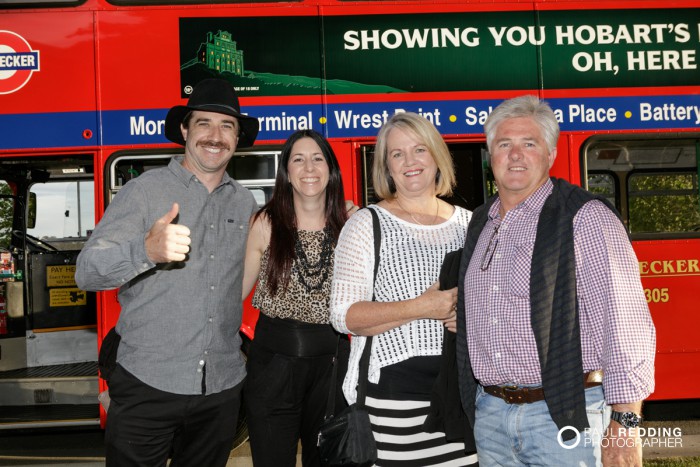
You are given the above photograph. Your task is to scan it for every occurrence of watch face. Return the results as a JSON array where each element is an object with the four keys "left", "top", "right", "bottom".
[{"left": 615, "top": 411, "right": 641, "bottom": 428}]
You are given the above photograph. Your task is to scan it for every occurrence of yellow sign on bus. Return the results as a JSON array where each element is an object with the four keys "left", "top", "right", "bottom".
[
  {"left": 49, "top": 288, "right": 87, "bottom": 307},
  {"left": 46, "top": 265, "right": 77, "bottom": 287}
]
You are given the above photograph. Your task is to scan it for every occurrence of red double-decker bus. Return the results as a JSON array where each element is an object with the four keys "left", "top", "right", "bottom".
[{"left": 1, "top": 0, "right": 698, "bottom": 440}]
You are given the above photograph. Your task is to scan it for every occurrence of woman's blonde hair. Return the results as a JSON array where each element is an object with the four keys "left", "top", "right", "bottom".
[{"left": 372, "top": 112, "right": 455, "bottom": 200}]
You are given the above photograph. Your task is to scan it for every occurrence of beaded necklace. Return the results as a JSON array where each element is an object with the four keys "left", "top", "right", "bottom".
[{"left": 292, "top": 226, "right": 334, "bottom": 293}]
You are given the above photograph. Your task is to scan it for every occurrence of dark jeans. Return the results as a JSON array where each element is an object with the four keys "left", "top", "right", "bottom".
[
  {"left": 244, "top": 335, "right": 349, "bottom": 467},
  {"left": 105, "top": 364, "right": 242, "bottom": 467}
]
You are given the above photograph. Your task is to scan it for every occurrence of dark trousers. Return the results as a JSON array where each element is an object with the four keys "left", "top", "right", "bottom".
[
  {"left": 244, "top": 336, "right": 349, "bottom": 467},
  {"left": 105, "top": 364, "right": 242, "bottom": 467}
]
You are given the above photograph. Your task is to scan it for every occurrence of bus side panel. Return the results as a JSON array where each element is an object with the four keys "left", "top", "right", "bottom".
[
  {"left": 0, "top": 12, "right": 97, "bottom": 151},
  {"left": 635, "top": 240, "right": 700, "bottom": 400},
  {"left": 328, "top": 141, "right": 361, "bottom": 203},
  {"left": 94, "top": 6, "right": 325, "bottom": 149},
  {"left": 95, "top": 9, "right": 188, "bottom": 112}
]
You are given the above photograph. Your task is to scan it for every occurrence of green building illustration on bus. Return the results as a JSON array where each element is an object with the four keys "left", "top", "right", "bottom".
[{"left": 196, "top": 30, "right": 245, "bottom": 76}]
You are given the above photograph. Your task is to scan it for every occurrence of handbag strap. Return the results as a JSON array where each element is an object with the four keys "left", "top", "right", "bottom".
[
  {"left": 324, "top": 336, "right": 342, "bottom": 420},
  {"left": 324, "top": 207, "right": 381, "bottom": 419},
  {"left": 356, "top": 207, "right": 381, "bottom": 408}
]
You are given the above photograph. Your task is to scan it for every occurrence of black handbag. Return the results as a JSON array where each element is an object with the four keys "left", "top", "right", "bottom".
[
  {"left": 317, "top": 338, "right": 376, "bottom": 466},
  {"left": 317, "top": 207, "right": 381, "bottom": 467}
]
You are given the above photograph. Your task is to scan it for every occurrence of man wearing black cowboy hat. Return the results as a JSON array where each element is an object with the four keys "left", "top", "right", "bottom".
[{"left": 77, "top": 79, "right": 260, "bottom": 466}]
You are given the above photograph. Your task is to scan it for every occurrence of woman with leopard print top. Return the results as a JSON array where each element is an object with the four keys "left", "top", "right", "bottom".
[{"left": 241, "top": 129, "right": 357, "bottom": 467}]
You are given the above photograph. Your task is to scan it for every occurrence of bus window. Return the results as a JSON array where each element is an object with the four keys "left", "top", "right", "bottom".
[
  {"left": 584, "top": 137, "right": 700, "bottom": 238},
  {"left": 112, "top": 155, "right": 174, "bottom": 191},
  {"left": 108, "top": 151, "right": 279, "bottom": 208},
  {"left": 586, "top": 172, "right": 617, "bottom": 208},
  {"left": 629, "top": 172, "right": 700, "bottom": 234},
  {"left": 227, "top": 151, "right": 278, "bottom": 207},
  {"left": 228, "top": 152, "right": 277, "bottom": 180},
  {"left": 28, "top": 181, "right": 95, "bottom": 249},
  {"left": 361, "top": 142, "right": 488, "bottom": 211},
  {"left": 247, "top": 187, "right": 274, "bottom": 206}
]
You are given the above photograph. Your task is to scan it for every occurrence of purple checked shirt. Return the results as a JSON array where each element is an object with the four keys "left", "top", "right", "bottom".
[{"left": 464, "top": 179, "right": 655, "bottom": 404}]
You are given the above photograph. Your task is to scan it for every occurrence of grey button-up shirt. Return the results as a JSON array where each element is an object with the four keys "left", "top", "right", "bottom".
[{"left": 76, "top": 156, "right": 256, "bottom": 395}]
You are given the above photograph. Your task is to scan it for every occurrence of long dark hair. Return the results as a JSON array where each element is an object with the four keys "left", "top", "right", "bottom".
[{"left": 254, "top": 129, "right": 348, "bottom": 295}]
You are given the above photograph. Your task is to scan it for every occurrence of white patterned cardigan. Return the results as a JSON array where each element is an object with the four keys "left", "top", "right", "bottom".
[{"left": 329, "top": 204, "right": 471, "bottom": 404}]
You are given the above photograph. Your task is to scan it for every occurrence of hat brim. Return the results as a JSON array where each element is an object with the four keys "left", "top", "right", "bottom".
[{"left": 165, "top": 104, "right": 259, "bottom": 148}]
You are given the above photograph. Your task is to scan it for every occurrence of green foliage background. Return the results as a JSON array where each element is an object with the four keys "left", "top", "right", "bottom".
[
  {"left": 0, "top": 182, "right": 12, "bottom": 249},
  {"left": 629, "top": 174, "right": 700, "bottom": 234}
]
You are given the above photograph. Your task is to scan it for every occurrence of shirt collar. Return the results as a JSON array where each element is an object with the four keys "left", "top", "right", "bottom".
[
  {"left": 168, "top": 155, "right": 236, "bottom": 191},
  {"left": 488, "top": 177, "right": 554, "bottom": 221}
]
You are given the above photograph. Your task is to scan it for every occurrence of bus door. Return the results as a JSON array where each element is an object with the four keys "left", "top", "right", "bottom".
[{"left": 0, "top": 153, "right": 99, "bottom": 429}]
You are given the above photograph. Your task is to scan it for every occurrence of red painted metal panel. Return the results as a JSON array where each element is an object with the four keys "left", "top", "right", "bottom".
[
  {"left": 635, "top": 240, "right": 700, "bottom": 400},
  {"left": 0, "top": 11, "right": 96, "bottom": 114}
]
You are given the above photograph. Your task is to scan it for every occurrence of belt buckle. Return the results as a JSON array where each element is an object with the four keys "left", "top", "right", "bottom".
[
  {"left": 587, "top": 370, "right": 603, "bottom": 384},
  {"left": 502, "top": 385, "right": 520, "bottom": 404}
]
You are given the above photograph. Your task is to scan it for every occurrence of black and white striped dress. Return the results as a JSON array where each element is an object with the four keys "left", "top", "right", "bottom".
[
  {"left": 365, "top": 356, "right": 477, "bottom": 466},
  {"left": 330, "top": 206, "right": 477, "bottom": 466},
  {"left": 366, "top": 396, "right": 478, "bottom": 466}
]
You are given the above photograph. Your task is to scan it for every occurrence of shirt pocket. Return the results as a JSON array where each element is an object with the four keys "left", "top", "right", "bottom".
[
  {"left": 507, "top": 241, "right": 534, "bottom": 298},
  {"left": 223, "top": 217, "right": 249, "bottom": 260}
]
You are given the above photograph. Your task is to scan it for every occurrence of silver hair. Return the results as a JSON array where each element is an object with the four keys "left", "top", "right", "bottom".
[{"left": 484, "top": 95, "right": 559, "bottom": 153}]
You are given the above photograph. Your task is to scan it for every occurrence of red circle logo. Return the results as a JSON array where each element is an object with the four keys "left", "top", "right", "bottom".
[{"left": 0, "top": 30, "right": 40, "bottom": 95}]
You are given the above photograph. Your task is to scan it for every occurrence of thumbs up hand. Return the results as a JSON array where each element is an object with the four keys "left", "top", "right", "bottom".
[{"left": 145, "top": 203, "right": 192, "bottom": 263}]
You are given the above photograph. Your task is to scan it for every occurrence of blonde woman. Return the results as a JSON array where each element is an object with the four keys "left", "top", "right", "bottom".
[{"left": 330, "top": 112, "right": 477, "bottom": 466}]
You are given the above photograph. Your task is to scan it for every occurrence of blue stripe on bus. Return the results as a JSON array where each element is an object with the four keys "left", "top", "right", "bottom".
[
  {"left": 2, "top": 95, "right": 699, "bottom": 150},
  {"left": 0, "top": 111, "right": 99, "bottom": 150}
]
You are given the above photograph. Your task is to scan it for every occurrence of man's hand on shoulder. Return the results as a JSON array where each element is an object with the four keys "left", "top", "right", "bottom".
[
  {"left": 145, "top": 203, "right": 191, "bottom": 263},
  {"left": 345, "top": 200, "right": 360, "bottom": 216}
]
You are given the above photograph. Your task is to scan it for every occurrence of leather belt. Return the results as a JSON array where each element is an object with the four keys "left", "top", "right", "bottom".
[{"left": 483, "top": 370, "right": 603, "bottom": 405}]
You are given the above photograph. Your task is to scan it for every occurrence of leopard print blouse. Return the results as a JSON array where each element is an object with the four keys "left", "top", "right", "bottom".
[{"left": 252, "top": 229, "right": 334, "bottom": 324}]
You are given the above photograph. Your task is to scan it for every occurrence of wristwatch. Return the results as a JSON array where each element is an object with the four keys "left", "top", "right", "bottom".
[{"left": 610, "top": 410, "right": 642, "bottom": 428}]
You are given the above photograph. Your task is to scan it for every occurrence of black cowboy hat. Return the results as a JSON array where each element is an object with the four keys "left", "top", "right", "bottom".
[{"left": 165, "top": 79, "right": 259, "bottom": 148}]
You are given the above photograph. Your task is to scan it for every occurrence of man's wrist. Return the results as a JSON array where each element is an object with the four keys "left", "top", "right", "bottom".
[{"left": 611, "top": 410, "right": 643, "bottom": 429}]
